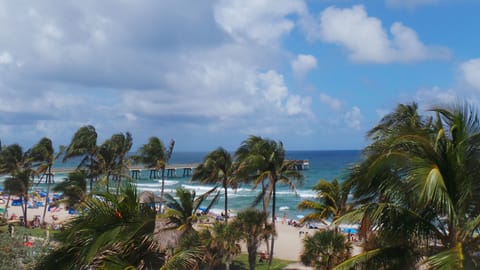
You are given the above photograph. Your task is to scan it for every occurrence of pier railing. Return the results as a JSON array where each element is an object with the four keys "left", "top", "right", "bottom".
[{"left": 49, "top": 164, "right": 199, "bottom": 179}]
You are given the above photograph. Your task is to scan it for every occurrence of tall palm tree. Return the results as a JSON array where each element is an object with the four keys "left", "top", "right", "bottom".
[
  {"left": 163, "top": 186, "right": 219, "bottom": 234},
  {"left": 297, "top": 179, "right": 351, "bottom": 231},
  {"left": 232, "top": 208, "right": 274, "bottom": 270},
  {"left": 336, "top": 102, "right": 480, "bottom": 269},
  {"left": 97, "top": 132, "right": 133, "bottom": 192},
  {"left": 29, "top": 137, "right": 58, "bottom": 224},
  {"left": 0, "top": 144, "right": 34, "bottom": 227},
  {"left": 2, "top": 177, "right": 23, "bottom": 219},
  {"left": 192, "top": 147, "right": 237, "bottom": 223},
  {"left": 135, "top": 137, "right": 175, "bottom": 213},
  {"left": 235, "top": 135, "right": 304, "bottom": 265},
  {"left": 63, "top": 125, "right": 99, "bottom": 192},
  {"left": 35, "top": 183, "right": 163, "bottom": 270},
  {"left": 52, "top": 170, "right": 88, "bottom": 209}
]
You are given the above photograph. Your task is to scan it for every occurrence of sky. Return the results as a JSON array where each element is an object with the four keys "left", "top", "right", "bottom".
[{"left": 1, "top": 0, "right": 480, "bottom": 152}]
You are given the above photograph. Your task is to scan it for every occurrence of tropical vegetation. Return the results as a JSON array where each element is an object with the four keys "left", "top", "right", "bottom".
[
  {"left": 235, "top": 135, "right": 304, "bottom": 265},
  {"left": 35, "top": 183, "right": 163, "bottom": 270},
  {"left": 134, "top": 136, "right": 175, "bottom": 213},
  {"left": 300, "top": 230, "right": 351, "bottom": 270},
  {"left": 3, "top": 101, "right": 479, "bottom": 269},
  {"left": 192, "top": 147, "right": 237, "bottom": 223},
  {"left": 336, "top": 103, "right": 480, "bottom": 269}
]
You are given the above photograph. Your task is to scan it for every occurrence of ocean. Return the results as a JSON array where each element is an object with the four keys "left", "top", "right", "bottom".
[
  {"left": 1, "top": 150, "right": 362, "bottom": 219},
  {"left": 122, "top": 150, "right": 361, "bottom": 219}
]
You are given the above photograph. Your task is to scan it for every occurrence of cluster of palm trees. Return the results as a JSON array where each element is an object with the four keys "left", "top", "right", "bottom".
[
  {"left": 33, "top": 134, "right": 302, "bottom": 270},
  {"left": 298, "top": 103, "right": 480, "bottom": 269},
  {"left": 0, "top": 125, "right": 176, "bottom": 222},
  {"left": 1, "top": 126, "right": 305, "bottom": 269},
  {"left": 9, "top": 102, "right": 477, "bottom": 269},
  {"left": 0, "top": 137, "right": 57, "bottom": 224},
  {"left": 192, "top": 136, "right": 304, "bottom": 266}
]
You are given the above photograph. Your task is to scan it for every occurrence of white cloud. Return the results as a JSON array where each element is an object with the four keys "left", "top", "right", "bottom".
[
  {"left": 415, "top": 87, "right": 458, "bottom": 106},
  {"left": 319, "top": 93, "right": 343, "bottom": 111},
  {"left": 285, "top": 95, "right": 312, "bottom": 115},
  {"left": 305, "top": 5, "right": 449, "bottom": 63},
  {"left": 214, "top": 0, "right": 306, "bottom": 45},
  {"left": 460, "top": 58, "right": 480, "bottom": 90},
  {"left": 257, "top": 70, "right": 289, "bottom": 106},
  {"left": 292, "top": 54, "right": 317, "bottom": 77},
  {"left": 0, "top": 51, "right": 13, "bottom": 64},
  {"left": 345, "top": 106, "right": 362, "bottom": 130},
  {"left": 386, "top": 0, "right": 439, "bottom": 9}
]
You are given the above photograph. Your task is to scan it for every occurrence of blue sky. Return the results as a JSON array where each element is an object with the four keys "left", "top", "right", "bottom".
[{"left": 0, "top": 0, "right": 479, "bottom": 152}]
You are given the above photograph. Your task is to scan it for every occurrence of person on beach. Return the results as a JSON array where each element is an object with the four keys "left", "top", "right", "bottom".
[{"left": 8, "top": 223, "right": 14, "bottom": 237}]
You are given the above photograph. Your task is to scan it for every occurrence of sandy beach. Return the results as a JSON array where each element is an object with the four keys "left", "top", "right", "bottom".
[
  {"left": 241, "top": 220, "right": 362, "bottom": 262},
  {"left": 0, "top": 195, "right": 75, "bottom": 227}
]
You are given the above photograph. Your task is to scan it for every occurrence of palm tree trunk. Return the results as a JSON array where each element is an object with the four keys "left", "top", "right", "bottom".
[
  {"left": 4, "top": 194, "right": 11, "bottom": 219},
  {"left": 247, "top": 242, "right": 257, "bottom": 270},
  {"left": 106, "top": 172, "right": 110, "bottom": 193},
  {"left": 224, "top": 183, "right": 228, "bottom": 223},
  {"left": 261, "top": 180, "right": 270, "bottom": 255},
  {"left": 160, "top": 168, "right": 165, "bottom": 214},
  {"left": 269, "top": 181, "right": 276, "bottom": 266},
  {"left": 42, "top": 168, "right": 52, "bottom": 224},
  {"left": 22, "top": 194, "right": 28, "bottom": 228}
]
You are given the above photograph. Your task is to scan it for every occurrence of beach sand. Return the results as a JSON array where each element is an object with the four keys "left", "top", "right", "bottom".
[
  {"left": 241, "top": 220, "right": 362, "bottom": 266},
  {"left": 1, "top": 196, "right": 75, "bottom": 226},
  {"left": 245, "top": 221, "right": 315, "bottom": 261}
]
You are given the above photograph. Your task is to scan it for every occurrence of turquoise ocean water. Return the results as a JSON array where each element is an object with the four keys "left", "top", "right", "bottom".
[{"left": 1, "top": 150, "right": 362, "bottom": 219}]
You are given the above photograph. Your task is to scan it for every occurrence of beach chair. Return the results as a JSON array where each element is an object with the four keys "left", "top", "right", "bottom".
[
  {"left": 258, "top": 251, "right": 270, "bottom": 263},
  {"left": 12, "top": 199, "right": 22, "bottom": 206}
]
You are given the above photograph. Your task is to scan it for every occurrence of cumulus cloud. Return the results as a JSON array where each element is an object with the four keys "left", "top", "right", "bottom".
[
  {"left": 304, "top": 5, "right": 449, "bottom": 63},
  {"left": 386, "top": 0, "right": 439, "bottom": 9},
  {"left": 344, "top": 106, "right": 362, "bottom": 130},
  {"left": 0, "top": 51, "right": 13, "bottom": 65},
  {"left": 460, "top": 58, "right": 480, "bottom": 90},
  {"left": 319, "top": 93, "right": 343, "bottom": 111},
  {"left": 214, "top": 0, "right": 306, "bottom": 45},
  {"left": 292, "top": 54, "right": 317, "bottom": 77},
  {"left": 0, "top": 0, "right": 314, "bottom": 149},
  {"left": 415, "top": 87, "right": 458, "bottom": 106}
]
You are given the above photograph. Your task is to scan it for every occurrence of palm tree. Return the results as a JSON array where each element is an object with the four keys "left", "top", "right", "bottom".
[
  {"left": 2, "top": 177, "right": 23, "bottom": 219},
  {"left": 210, "top": 222, "right": 242, "bottom": 270},
  {"left": 52, "top": 170, "right": 88, "bottom": 209},
  {"left": 163, "top": 186, "right": 219, "bottom": 234},
  {"left": 35, "top": 183, "right": 163, "bottom": 270},
  {"left": 235, "top": 135, "right": 304, "bottom": 265},
  {"left": 135, "top": 137, "right": 175, "bottom": 213},
  {"left": 193, "top": 222, "right": 242, "bottom": 270},
  {"left": 336, "top": 102, "right": 480, "bottom": 269},
  {"left": 297, "top": 179, "right": 351, "bottom": 231},
  {"left": 29, "top": 137, "right": 58, "bottom": 224},
  {"left": 97, "top": 132, "right": 133, "bottom": 192},
  {"left": 232, "top": 208, "right": 274, "bottom": 270},
  {"left": 63, "top": 125, "right": 99, "bottom": 192},
  {"left": 0, "top": 144, "right": 34, "bottom": 227},
  {"left": 191, "top": 147, "right": 237, "bottom": 223},
  {"left": 300, "top": 230, "right": 351, "bottom": 270}
]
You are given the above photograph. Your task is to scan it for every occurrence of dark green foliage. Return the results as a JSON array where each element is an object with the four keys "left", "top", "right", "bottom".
[
  {"left": 35, "top": 183, "right": 163, "bottom": 270},
  {"left": 300, "top": 230, "right": 351, "bottom": 270}
]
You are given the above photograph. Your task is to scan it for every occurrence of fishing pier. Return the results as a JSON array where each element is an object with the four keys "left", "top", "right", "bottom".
[{"left": 50, "top": 164, "right": 198, "bottom": 180}]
